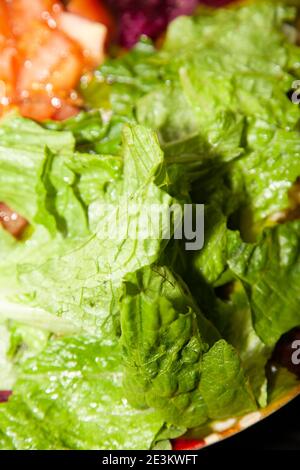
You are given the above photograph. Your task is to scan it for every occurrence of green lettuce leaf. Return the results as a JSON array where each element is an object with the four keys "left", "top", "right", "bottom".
[
  {"left": 0, "top": 336, "right": 164, "bottom": 450},
  {"left": 44, "top": 110, "right": 129, "bottom": 156},
  {"left": 1, "top": 1, "right": 300, "bottom": 450},
  {"left": 232, "top": 123, "right": 300, "bottom": 230},
  {"left": 211, "top": 286, "right": 271, "bottom": 407},
  {"left": 199, "top": 339, "right": 256, "bottom": 420},
  {"left": 0, "top": 123, "right": 180, "bottom": 338},
  {"left": 268, "top": 367, "right": 300, "bottom": 403},
  {"left": 229, "top": 220, "right": 300, "bottom": 347},
  {"left": 82, "top": 1, "right": 300, "bottom": 236},
  {"left": 120, "top": 265, "right": 256, "bottom": 428},
  {"left": 0, "top": 324, "right": 15, "bottom": 390},
  {"left": 0, "top": 116, "right": 74, "bottom": 224},
  {"left": 190, "top": 205, "right": 238, "bottom": 286}
]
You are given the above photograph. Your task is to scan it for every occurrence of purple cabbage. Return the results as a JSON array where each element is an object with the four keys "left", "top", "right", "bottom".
[
  {"left": 118, "top": 7, "right": 168, "bottom": 48},
  {"left": 105, "top": 0, "right": 236, "bottom": 48},
  {"left": 105, "top": 0, "right": 200, "bottom": 48},
  {"left": 0, "top": 390, "right": 12, "bottom": 403}
]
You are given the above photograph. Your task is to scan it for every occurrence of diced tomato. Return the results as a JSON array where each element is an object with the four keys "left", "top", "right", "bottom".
[
  {"left": 19, "top": 94, "right": 80, "bottom": 121},
  {"left": 0, "top": 1, "right": 11, "bottom": 40},
  {"left": 0, "top": 203, "right": 28, "bottom": 238},
  {"left": 0, "top": 44, "right": 18, "bottom": 116},
  {"left": 0, "top": 46, "right": 17, "bottom": 84},
  {"left": 17, "top": 91, "right": 55, "bottom": 121},
  {"left": 57, "top": 12, "right": 107, "bottom": 66},
  {"left": 7, "top": 0, "right": 62, "bottom": 36},
  {"left": 0, "top": 0, "right": 108, "bottom": 122},
  {"left": 15, "top": 19, "right": 83, "bottom": 120},
  {"left": 52, "top": 101, "right": 79, "bottom": 120},
  {"left": 172, "top": 439, "right": 205, "bottom": 450},
  {"left": 67, "top": 0, "right": 114, "bottom": 30},
  {"left": 17, "top": 21, "right": 83, "bottom": 94}
]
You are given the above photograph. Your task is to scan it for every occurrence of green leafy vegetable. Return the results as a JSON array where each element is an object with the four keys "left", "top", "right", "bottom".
[
  {"left": 211, "top": 285, "right": 271, "bottom": 407},
  {"left": 199, "top": 339, "right": 256, "bottom": 420},
  {"left": 0, "top": 325, "right": 15, "bottom": 390},
  {"left": 84, "top": 1, "right": 300, "bottom": 234},
  {"left": 0, "top": 336, "right": 164, "bottom": 450},
  {"left": 1, "top": 0, "right": 300, "bottom": 451},
  {"left": 0, "top": 121, "right": 179, "bottom": 337},
  {"left": 229, "top": 221, "right": 300, "bottom": 347},
  {"left": 120, "top": 266, "right": 256, "bottom": 428}
]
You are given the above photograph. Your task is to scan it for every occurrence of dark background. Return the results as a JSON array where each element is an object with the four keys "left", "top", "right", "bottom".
[{"left": 211, "top": 396, "right": 300, "bottom": 450}]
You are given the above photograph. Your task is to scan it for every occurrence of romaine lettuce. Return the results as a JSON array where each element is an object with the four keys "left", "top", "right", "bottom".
[{"left": 1, "top": 0, "right": 300, "bottom": 450}]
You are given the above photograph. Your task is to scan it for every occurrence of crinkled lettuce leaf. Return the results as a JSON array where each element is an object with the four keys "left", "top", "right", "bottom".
[
  {"left": 211, "top": 286, "right": 271, "bottom": 407},
  {"left": 0, "top": 122, "right": 180, "bottom": 338},
  {"left": 44, "top": 110, "right": 130, "bottom": 156},
  {"left": 83, "top": 1, "right": 300, "bottom": 236},
  {"left": 120, "top": 265, "right": 256, "bottom": 428},
  {"left": 0, "top": 116, "right": 74, "bottom": 225},
  {"left": 190, "top": 205, "right": 238, "bottom": 286},
  {"left": 232, "top": 123, "right": 300, "bottom": 230},
  {"left": 1, "top": 0, "right": 300, "bottom": 450},
  {"left": 229, "top": 220, "right": 300, "bottom": 347}
]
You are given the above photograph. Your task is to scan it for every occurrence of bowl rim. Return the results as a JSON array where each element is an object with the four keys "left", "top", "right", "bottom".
[{"left": 177, "top": 382, "right": 300, "bottom": 450}]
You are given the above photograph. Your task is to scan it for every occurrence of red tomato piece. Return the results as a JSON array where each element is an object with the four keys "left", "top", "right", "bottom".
[
  {"left": 52, "top": 101, "right": 80, "bottom": 120},
  {"left": 0, "top": 1, "right": 12, "bottom": 40},
  {"left": 172, "top": 438, "right": 205, "bottom": 450},
  {"left": 17, "top": 21, "right": 83, "bottom": 100},
  {"left": 18, "top": 91, "right": 55, "bottom": 121},
  {"left": 0, "top": 43, "right": 18, "bottom": 116},
  {"left": 15, "top": 19, "right": 83, "bottom": 120},
  {"left": 67, "top": 0, "right": 114, "bottom": 27},
  {"left": 0, "top": 1, "right": 108, "bottom": 121},
  {"left": 0, "top": 46, "right": 17, "bottom": 84},
  {"left": 7, "top": 0, "right": 62, "bottom": 36},
  {"left": 0, "top": 203, "right": 28, "bottom": 238}
]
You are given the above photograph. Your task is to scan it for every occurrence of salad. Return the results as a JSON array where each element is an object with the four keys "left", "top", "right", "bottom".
[{"left": 0, "top": 0, "right": 300, "bottom": 450}]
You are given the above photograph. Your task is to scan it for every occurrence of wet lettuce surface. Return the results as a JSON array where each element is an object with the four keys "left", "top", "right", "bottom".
[{"left": 1, "top": 1, "right": 300, "bottom": 449}]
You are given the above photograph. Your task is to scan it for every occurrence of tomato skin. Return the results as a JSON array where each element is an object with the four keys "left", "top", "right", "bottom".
[
  {"left": 0, "top": 46, "right": 17, "bottom": 85},
  {"left": 67, "top": 0, "right": 112, "bottom": 24},
  {"left": 0, "top": 0, "right": 17, "bottom": 107},
  {"left": 17, "top": 22, "right": 83, "bottom": 94},
  {"left": 8, "top": 0, "right": 62, "bottom": 36},
  {"left": 172, "top": 439, "right": 205, "bottom": 450},
  {"left": 52, "top": 102, "right": 80, "bottom": 121},
  {"left": 17, "top": 91, "right": 54, "bottom": 121},
  {"left": 0, "top": 203, "right": 28, "bottom": 239},
  {"left": 0, "top": 1, "right": 11, "bottom": 39},
  {"left": 0, "top": 0, "right": 108, "bottom": 121},
  {"left": 14, "top": 19, "right": 83, "bottom": 121},
  {"left": 19, "top": 95, "right": 80, "bottom": 122}
]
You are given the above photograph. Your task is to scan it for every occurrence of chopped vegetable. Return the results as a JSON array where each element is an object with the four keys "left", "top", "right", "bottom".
[
  {"left": 0, "top": 0, "right": 108, "bottom": 121},
  {"left": 0, "top": 203, "right": 28, "bottom": 238},
  {"left": 0, "top": 0, "right": 300, "bottom": 451}
]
